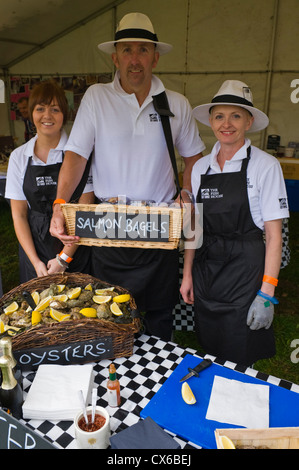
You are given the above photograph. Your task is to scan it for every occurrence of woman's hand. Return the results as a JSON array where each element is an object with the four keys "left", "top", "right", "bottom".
[
  {"left": 47, "top": 257, "right": 66, "bottom": 274},
  {"left": 180, "top": 275, "right": 194, "bottom": 305},
  {"left": 34, "top": 260, "right": 50, "bottom": 277}
]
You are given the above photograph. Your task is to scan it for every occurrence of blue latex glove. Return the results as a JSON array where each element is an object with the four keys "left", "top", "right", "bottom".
[{"left": 247, "top": 293, "right": 276, "bottom": 330}]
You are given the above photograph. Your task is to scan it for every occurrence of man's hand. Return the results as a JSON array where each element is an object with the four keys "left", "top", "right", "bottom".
[{"left": 50, "top": 204, "right": 79, "bottom": 246}]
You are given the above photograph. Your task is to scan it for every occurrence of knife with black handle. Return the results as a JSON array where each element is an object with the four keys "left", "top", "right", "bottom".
[{"left": 179, "top": 358, "right": 212, "bottom": 382}]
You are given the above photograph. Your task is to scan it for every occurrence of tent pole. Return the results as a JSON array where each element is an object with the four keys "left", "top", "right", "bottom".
[
  {"left": 261, "top": 0, "right": 280, "bottom": 150},
  {"left": 3, "top": 68, "right": 15, "bottom": 138}
]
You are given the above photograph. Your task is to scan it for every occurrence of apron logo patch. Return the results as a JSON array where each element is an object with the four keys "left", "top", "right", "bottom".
[
  {"left": 149, "top": 113, "right": 160, "bottom": 122},
  {"left": 35, "top": 176, "right": 57, "bottom": 186},
  {"left": 201, "top": 188, "right": 223, "bottom": 199},
  {"left": 279, "top": 198, "right": 288, "bottom": 209}
]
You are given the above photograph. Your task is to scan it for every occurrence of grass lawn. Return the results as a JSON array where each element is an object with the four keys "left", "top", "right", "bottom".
[{"left": 1, "top": 198, "right": 298, "bottom": 385}]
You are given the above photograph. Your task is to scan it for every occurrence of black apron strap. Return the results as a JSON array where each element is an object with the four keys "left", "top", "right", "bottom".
[
  {"left": 152, "top": 92, "right": 181, "bottom": 198},
  {"left": 69, "top": 152, "right": 92, "bottom": 203}
]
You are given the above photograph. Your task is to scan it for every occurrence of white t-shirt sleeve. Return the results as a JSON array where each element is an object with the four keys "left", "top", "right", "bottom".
[
  {"left": 258, "top": 159, "right": 289, "bottom": 222},
  {"left": 5, "top": 149, "right": 27, "bottom": 201},
  {"left": 168, "top": 91, "right": 206, "bottom": 158}
]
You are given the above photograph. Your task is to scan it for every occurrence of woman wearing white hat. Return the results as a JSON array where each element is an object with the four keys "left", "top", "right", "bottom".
[{"left": 180, "top": 80, "right": 289, "bottom": 366}]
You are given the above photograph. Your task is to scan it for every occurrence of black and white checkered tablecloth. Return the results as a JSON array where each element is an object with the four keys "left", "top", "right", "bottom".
[{"left": 19, "top": 333, "right": 299, "bottom": 450}]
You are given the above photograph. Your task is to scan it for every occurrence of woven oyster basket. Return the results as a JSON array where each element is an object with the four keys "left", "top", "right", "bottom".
[
  {"left": 0, "top": 273, "right": 141, "bottom": 368},
  {"left": 61, "top": 203, "right": 183, "bottom": 249}
]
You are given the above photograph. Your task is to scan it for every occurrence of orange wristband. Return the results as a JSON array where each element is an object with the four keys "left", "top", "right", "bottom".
[
  {"left": 53, "top": 198, "right": 66, "bottom": 208},
  {"left": 59, "top": 251, "right": 73, "bottom": 264},
  {"left": 263, "top": 275, "right": 278, "bottom": 286}
]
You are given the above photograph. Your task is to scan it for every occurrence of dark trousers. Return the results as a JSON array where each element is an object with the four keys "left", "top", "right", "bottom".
[{"left": 143, "top": 308, "right": 173, "bottom": 342}]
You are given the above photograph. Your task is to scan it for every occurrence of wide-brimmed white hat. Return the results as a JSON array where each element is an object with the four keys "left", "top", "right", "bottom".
[
  {"left": 98, "top": 12, "right": 172, "bottom": 55},
  {"left": 192, "top": 80, "right": 269, "bottom": 133}
]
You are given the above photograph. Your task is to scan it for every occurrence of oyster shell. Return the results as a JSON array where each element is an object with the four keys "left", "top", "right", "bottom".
[
  {"left": 49, "top": 300, "right": 67, "bottom": 310},
  {"left": 96, "top": 303, "right": 112, "bottom": 320}
]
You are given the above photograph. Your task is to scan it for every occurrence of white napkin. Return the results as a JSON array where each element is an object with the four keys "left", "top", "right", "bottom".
[
  {"left": 206, "top": 375, "right": 269, "bottom": 429},
  {"left": 22, "top": 364, "right": 94, "bottom": 421}
]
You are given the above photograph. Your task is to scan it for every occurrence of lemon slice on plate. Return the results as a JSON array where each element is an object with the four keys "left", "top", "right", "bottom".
[
  {"left": 57, "top": 284, "right": 66, "bottom": 293},
  {"left": 35, "top": 295, "right": 53, "bottom": 312},
  {"left": 80, "top": 307, "right": 97, "bottom": 318},
  {"left": 110, "top": 302, "right": 123, "bottom": 316},
  {"left": 50, "top": 308, "right": 71, "bottom": 322},
  {"left": 4, "top": 301, "right": 19, "bottom": 315},
  {"left": 92, "top": 295, "right": 112, "bottom": 304},
  {"left": 181, "top": 382, "right": 196, "bottom": 405},
  {"left": 67, "top": 287, "right": 81, "bottom": 299},
  {"left": 113, "top": 294, "right": 131, "bottom": 303},
  {"left": 219, "top": 435, "right": 236, "bottom": 449},
  {"left": 84, "top": 284, "right": 93, "bottom": 291}
]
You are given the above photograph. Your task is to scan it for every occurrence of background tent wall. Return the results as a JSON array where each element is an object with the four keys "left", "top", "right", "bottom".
[{"left": 0, "top": 0, "right": 299, "bottom": 161}]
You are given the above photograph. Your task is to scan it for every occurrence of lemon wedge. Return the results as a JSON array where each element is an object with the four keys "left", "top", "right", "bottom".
[
  {"left": 113, "top": 294, "right": 131, "bottom": 303},
  {"left": 181, "top": 382, "right": 196, "bottom": 405},
  {"left": 110, "top": 302, "right": 123, "bottom": 316},
  {"left": 7, "top": 326, "right": 21, "bottom": 336},
  {"left": 35, "top": 295, "right": 53, "bottom": 312},
  {"left": 57, "top": 284, "right": 66, "bottom": 293},
  {"left": 53, "top": 294, "right": 68, "bottom": 302},
  {"left": 31, "top": 310, "right": 42, "bottom": 325},
  {"left": 50, "top": 308, "right": 71, "bottom": 322},
  {"left": 92, "top": 295, "right": 112, "bottom": 304},
  {"left": 80, "top": 307, "right": 97, "bottom": 318},
  {"left": 95, "top": 287, "right": 114, "bottom": 294},
  {"left": 219, "top": 435, "right": 236, "bottom": 449},
  {"left": 84, "top": 284, "right": 93, "bottom": 291},
  {"left": 67, "top": 287, "right": 81, "bottom": 299},
  {"left": 31, "top": 291, "right": 40, "bottom": 305},
  {"left": 0, "top": 319, "right": 5, "bottom": 333},
  {"left": 4, "top": 301, "right": 19, "bottom": 315}
]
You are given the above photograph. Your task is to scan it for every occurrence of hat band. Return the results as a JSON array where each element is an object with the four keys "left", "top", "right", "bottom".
[
  {"left": 211, "top": 94, "right": 253, "bottom": 107},
  {"left": 115, "top": 28, "right": 158, "bottom": 42}
]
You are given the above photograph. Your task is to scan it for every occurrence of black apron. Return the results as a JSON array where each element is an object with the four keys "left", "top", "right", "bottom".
[
  {"left": 91, "top": 246, "right": 179, "bottom": 311},
  {"left": 193, "top": 147, "right": 275, "bottom": 365},
  {"left": 21, "top": 156, "right": 90, "bottom": 282}
]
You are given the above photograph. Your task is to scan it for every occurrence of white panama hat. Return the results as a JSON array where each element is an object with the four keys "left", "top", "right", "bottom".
[
  {"left": 192, "top": 80, "right": 269, "bottom": 133},
  {"left": 98, "top": 12, "right": 172, "bottom": 55}
]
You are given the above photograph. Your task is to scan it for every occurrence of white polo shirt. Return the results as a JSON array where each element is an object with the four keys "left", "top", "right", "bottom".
[
  {"left": 5, "top": 130, "right": 93, "bottom": 203},
  {"left": 191, "top": 139, "right": 289, "bottom": 230},
  {"left": 65, "top": 71, "right": 205, "bottom": 203}
]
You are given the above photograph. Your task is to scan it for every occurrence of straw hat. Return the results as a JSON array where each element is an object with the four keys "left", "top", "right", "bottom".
[
  {"left": 192, "top": 80, "right": 269, "bottom": 133},
  {"left": 98, "top": 12, "right": 172, "bottom": 55}
]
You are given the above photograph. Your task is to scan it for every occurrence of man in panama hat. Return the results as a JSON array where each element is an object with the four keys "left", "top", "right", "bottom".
[{"left": 50, "top": 12, "right": 205, "bottom": 341}]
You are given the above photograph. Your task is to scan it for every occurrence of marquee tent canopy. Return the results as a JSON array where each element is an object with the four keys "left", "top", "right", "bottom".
[{"left": 1, "top": 0, "right": 299, "bottom": 154}]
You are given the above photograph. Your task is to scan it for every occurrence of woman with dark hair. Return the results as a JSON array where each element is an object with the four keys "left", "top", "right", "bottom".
[{"left": 6, "top": 80, "right": 93, "bottom": 282}]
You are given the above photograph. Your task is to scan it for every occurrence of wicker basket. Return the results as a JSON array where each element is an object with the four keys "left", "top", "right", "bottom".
[
  {"left": 61, "top": 203, "right": 183, "bottom": 249},
  {"left": 0, "top": 273, "right": 141, "bottom": 363},
  {"left": 215, "top": 427, "right": 299, "bottom": 449}
]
